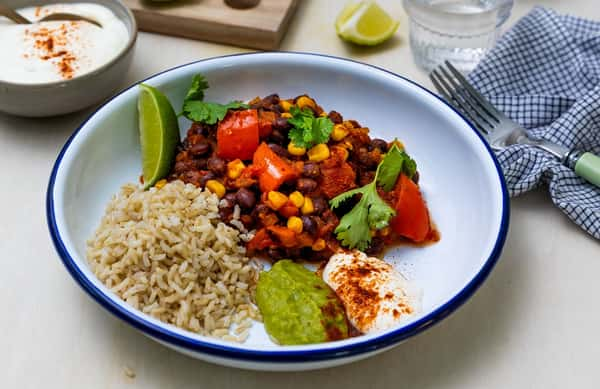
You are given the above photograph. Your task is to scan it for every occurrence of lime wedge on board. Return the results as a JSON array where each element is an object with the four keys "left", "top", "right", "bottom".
[
  {"left": 335, "top": 1, "right": 399, "bottom": 46},
  {"left": 137, "top": 84, "right": 180, "bottom": 190}
]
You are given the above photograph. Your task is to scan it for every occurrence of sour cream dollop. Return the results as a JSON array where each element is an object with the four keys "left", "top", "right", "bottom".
[{"left": 0, "top": 3, "right": 129, "bottom": 84}]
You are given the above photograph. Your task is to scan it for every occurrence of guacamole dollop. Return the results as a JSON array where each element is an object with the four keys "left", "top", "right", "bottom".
[{"left": 256, "top": 260, "right": 349, "bottom": 345}]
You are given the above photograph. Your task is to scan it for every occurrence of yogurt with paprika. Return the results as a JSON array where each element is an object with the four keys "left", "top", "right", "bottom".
[{"left": 0, "top": 3, "right": 128, "bottom": 84}]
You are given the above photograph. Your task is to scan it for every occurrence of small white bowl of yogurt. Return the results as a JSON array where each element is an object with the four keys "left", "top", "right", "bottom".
[{"left": 0, "top": 0, "right": 137, "bottom": 117}]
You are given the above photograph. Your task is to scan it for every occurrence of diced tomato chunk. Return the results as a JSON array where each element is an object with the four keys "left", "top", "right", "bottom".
[
  {"left": 390, "top": 174, "right": 431, "bottom": 242},
  {"left": 252, "top": 143, "right": 298, "bottom": 192},
  {"left": 217, "top": 109, "right": 259, "bottom": 160}
]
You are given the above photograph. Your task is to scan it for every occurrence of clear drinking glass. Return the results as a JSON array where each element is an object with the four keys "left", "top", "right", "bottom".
[{"left": 403, "top": 0, "right": 514, "bottom": 73}]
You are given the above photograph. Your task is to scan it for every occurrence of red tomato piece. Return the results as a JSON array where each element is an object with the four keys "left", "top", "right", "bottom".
[
  {"left": 252, "top": 143, "right": 298, "bottom": 192},
  {"left": 217, "top": 109, "right": 259, "bottom": 160},
  {"left": 390, "top": 174, "right": 431, "bottom": 242}
]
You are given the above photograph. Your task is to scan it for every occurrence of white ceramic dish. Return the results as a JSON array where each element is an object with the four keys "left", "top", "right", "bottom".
[{"left": 47, "top": 52, "right": 509, "bottom": 371}]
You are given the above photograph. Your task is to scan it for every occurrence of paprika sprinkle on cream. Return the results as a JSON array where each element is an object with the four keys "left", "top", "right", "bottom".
[{"left": 0, "top": 3, "right": 128, "bottom": 84}]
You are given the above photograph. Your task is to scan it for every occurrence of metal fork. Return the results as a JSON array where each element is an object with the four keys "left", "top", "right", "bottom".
[{"left": 430, "top": 60, "right": 600, "bottom": 188}]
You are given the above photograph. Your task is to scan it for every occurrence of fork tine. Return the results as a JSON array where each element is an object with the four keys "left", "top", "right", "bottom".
[
  {"left": 429, "top": 72, "right": 454, "bottom": 103},
  {"left": 430, "top": 69, "right": 491, "bottom": 134},
  {"left": 444, "top": 61, "right": 502, "bottom": 119},
  {"left": 437, "top": 66, "right": 499, "bottom": 126}
]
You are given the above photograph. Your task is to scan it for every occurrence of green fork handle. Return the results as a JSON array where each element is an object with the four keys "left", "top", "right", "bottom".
[{"left": 574, "top": 152, "right": 600, "bottom": 188}]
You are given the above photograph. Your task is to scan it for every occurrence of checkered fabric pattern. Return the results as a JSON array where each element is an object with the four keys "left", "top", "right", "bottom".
[{"left": 468, "top": 6, "right": 600, "bottom": 239}]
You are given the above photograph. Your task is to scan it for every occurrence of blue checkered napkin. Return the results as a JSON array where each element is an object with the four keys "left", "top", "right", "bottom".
[{"left": 467, "top": 6, "right": 600, "bottom": 239}]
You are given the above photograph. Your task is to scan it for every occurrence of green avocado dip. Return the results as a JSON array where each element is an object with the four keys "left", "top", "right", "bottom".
[{"left": 256, "top": 260, "right": 349, "bottom": 345}]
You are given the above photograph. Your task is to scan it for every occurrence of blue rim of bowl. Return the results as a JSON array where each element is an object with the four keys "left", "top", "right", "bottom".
[{"left": 46, "top": 52, "right": 510, "bottom": 363}]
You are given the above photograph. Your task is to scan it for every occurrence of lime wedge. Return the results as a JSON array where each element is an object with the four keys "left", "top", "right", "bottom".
[
  {"left": 335, "top": 1, "right": 399, "bottom": 46},
  {"left": 137, "top": 83, "right": 180, "bottom": 190}
]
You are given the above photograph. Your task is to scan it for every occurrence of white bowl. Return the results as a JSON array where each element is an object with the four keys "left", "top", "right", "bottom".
[
  {"left": 46, "top": 52, "right": 509, "bottom": 371},
  {"left": 0, "top": 0, "right": 137, "bottom": 117}
]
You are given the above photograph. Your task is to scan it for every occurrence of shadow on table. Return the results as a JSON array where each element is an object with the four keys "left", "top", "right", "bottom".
[{"left": 101, "top": 218, "right": 530, "bottom": 389}]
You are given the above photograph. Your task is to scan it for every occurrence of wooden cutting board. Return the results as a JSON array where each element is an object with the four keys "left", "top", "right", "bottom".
[{"left": 122, "top": 0, "right": 299, "bottom": 50}]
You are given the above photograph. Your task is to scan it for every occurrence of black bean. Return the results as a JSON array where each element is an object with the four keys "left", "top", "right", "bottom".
[
  {"left": 302, "top": 162, "right": 320, "bottom": 178},
  {"left": 219, "top": 208, "right": 233, "bottom": 223},
  {"left": 328, "top": 110, "right": 343, "bottom": 124},
  {"left": 268, "top": 129, "right": 287, "bottom": 144},
  {"left": 312, "top": 197, "right": 328, "bottom": 214},
  {"left": 301, "top": 216, "right": 317, "bottom": 236},
  {"left": 193, "top": 158, "right": 208, "bottom": 170},
  {"left": 207, "top": 157, "right": 226, "bottom": 175},
  {"left": 348, "top": 119, "right": 361, "bottom": 128},
  {"left": 273, "top": 117, "right": 290, "bottom": 130},
  {"left": 182, "top": 170, "right": 202, "bottom": 185},
  {"left": 189, "top": 142, "right": 210, "bottom": 156},
  {"left": 365, "top": 237, "right": 385, "bottom": 256},
  {"left": 268, "top": 143, "right": 290, "bottom": 158},
  {"left": 199, "top": 171, "right": 216, "bottom": 187},
  {"left": 296, "top": 178, "right": 317, "bottom": 193},
  {"left": 235, "top": 188, "right": 256, "bottom": 209},
  {"left": 262, "top": 94, "right": 280, "bottom": 106},
  {"left": 370, "top": 138, "right": 388, "bottom": 152},
  {"left": 220, "top": 192, "right": 237, "bottom": 209},
  {"left": 189, "top": 122, "right": 206, "bottom": 136},
  {"left": 173, "top": 160, "right": 195, "bottom": 174}
]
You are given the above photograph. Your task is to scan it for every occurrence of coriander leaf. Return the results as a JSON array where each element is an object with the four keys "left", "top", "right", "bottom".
[
  {"left": 402, "top": 153, "right": 417, "bottom": 178},
  {"left": 181, "top": 74, "right": 249, "bottom": 124},
  {"left": 376, "top": 144, "right": 405, "bottom": 191},
  {"left": 287, "top": 106, "right": 333, "bottom": 148},
  {"left": 182, "top": 100, "right": 248, "bottom": 125},
  {"left": 184, "top": 74, "right": 209, "bottom": 102},
  {"left": 375, "top": 142, "right": 419, "bottom": 191},
  {"left": 365, "top": 191, "right": 396, "bottom": 230},
  {"left": 333, "top": 198, "right": 372, "bottom": 251},
  {"left": 329, "top": 187, "right": 366, "bottom": 209},
  {"left": 332, "top": 181, "right": 396, "bottom": 250}
]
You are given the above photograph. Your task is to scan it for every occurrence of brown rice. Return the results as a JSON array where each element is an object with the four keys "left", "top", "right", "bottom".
[{"left": 86, "top": 180, "right": 260, "bottom": 342}]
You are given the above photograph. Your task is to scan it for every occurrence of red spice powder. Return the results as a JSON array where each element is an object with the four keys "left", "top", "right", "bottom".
[{"left": 24, "top": 21, "right": 81, "bottom": 80}]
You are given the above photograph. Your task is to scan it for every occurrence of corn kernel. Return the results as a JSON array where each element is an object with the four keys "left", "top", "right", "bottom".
[
  {"left": 342, "top": 140, "right": 354, "bottom": 150},
  {"left": 287, "top": 216, "right": 303, "bottom": 234},
  {"left": 307, "top": 144, "right": 330, "bottom": 162},
  {"left": 312, "top": 238, "right": 326, "bottom": 251},
  {"left": 205, "top": 180, "right": 226, "bottom": 198},
  {"left": 281, "top": 112, "right": 292, "bottom": 119},
  {"left": 289, "top": 191, "right": 305, "bottom": 208},
  {"left": 226, "top": 159, "right": 245, "bottom": 179},
  {"left": 287, "top": 142, "right": 306, "bottom": 156},
  {"left": 267, "top": 191, "right": 288, "bottom": 210},
  {"left": 331, "top": 124, "right": 349, "bottom": 141},
  {"left": 279, "top": 100, "right": 293, "bottom": 112},
  {"left": 154, "top": 179, "right": 167, "bottom": 189},
  {"left": 296, "top": 96, "right": 316, "bottom": 110},
  {"left": 301, "top": 197, "right": 314, "bottom": 215},
  {"left": 319, "top": 111, "right": 328, "bottom": 117}
]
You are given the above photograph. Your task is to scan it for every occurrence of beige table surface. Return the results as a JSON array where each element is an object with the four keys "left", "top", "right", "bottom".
[{"left": 2, "top": 0, "right": 600, "bottom": 388}]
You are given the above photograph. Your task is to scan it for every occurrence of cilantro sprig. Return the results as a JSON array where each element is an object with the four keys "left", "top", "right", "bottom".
[
  {"left": 181, "top": 74, "right": 248, "bottom": 124},
  {"left": 329, "top": 143, "right": 417, "bottom": 250},
  {"left": 287, "top": 106, "right": 334, "bottom": 148}
]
